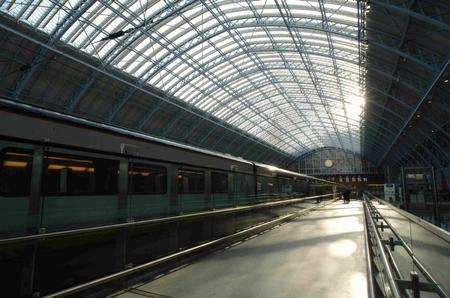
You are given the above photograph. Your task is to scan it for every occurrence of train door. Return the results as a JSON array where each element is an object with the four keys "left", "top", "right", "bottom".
[
  {"left": 177, "top": 167, "right": 207, "bottom": 213},
  {"left": 228, "top": 172, "right": 237, "bottom": 206},
  {"left": 128, "top": 158, "right": 169, "bottom": 220},
  {"left": 211, "top": 171, "right": 229, "bottom": 208},
  {"left": 230, "top": 172, "right": 243, "bottom": 205},
  {"left": 229, "top": 172, "right": 253, "bottom": 206},
  {"left": 0, "top": 140, "right": 40, "bottom": 236},
  {"left": 245, "top": 173, "right": 255, "bottom": 203},
  {"left": 278, "top": 176, "right": 293, "bottom": 198},
  {"left": 39, "top": 147, "right": 120, "bottom": 231},
  {"left": 257, "top": 175, "right": 276, "bottom": 202}
]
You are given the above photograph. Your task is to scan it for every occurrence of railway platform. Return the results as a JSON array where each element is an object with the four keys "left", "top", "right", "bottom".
[
  {"left": 111, "top": 201, "right": 369, "bottom": 298},
  {"left": 2, "top": 194, "right": 448, "bottom": 297}
]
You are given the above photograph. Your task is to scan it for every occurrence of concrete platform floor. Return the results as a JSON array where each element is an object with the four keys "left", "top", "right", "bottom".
[{"left": 111, "top": 201, "right": 369, "bottom": 298}]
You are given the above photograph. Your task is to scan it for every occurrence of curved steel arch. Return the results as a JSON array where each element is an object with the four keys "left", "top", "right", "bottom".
[
  {"left": 159, "top": 37, "right": 360, "bottom": 80},
  {"left": 216, "top": 78, "right": 377, "bottom": 121},
  {"left": 221, "top": 78, "right": 442, "bottom": 142},
  {"left": 2, "top": 0, "right": 447, "bottom": 162},
  {"left": 201, "top": 67, "right": 362, "bottom": 118},
  {"left": 370, "top": 0, "right": 450, "bottom": 32},
  {"left": 232, "top": 109, "right": 359, "bottom": 132},
  {"left": 127, "top": 15, "right": 432, "bottom": 83},
  {"left": 362, "top": 109, "right": 448, "bottom": 164},
  {"left": 72, "top": 1, "right": 424, "bottom": 158},
  {"left": 110, "top": 13, "right": 361, "bottom": 76},
  {"left": 249, "top": 120, "right": 360, "bottom": 141},
  {"left": 175, "top": 46, "right": 426, "bottom": 114},
  {"left": 363, "top": 106, "right": 448, "bottom": 168},
  {"left": 191, "top": 60, "right": 361, "bottom": 106},
  {"left": 355, "top": 119, "right": 434, "bottom": 167},
  {"left": 206, "top": 66, "right": 448, "bottom": 142}
]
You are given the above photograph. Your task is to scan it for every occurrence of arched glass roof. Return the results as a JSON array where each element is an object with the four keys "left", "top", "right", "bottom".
[{"left": 1, "top": 0, "right": 365, "bottom": 156}]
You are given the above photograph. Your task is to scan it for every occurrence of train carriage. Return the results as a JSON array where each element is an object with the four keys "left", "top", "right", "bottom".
[{"left": 0, "top": 98, "right": 340, "bottom": 237}]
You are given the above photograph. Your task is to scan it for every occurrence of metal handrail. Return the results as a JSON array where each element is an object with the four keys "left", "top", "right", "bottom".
[
  {"left": 364, "top": 199, "right": 402, "bottom": 298},
  {"left": 365, "top": 197, "right": 448, "bottom": 297},
  {"left": 42, "top": 199, "right": 337, "bottom": 297},
  {"left": 362, "top": 199, "right": 376, "bottom": 298},
  {"left": 0, "top": 193, "right": 333, "bottom": 244},
  {"left": 366, "top": 192, "right": 450, "bottom": 243}
]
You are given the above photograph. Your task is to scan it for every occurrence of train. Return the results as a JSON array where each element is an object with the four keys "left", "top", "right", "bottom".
[{"left": 0, "top": 97, "right": 341, "bottom": 237}]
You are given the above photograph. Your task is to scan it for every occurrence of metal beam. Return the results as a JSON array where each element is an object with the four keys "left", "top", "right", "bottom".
[
  {"left": 11, "top": 0, "right": 97, "bottom": 98},
  {"left": 370, "top": 0, "right": 450, "bottom": 32},
  {"left": 376, "top": 58, "right": 449, "bottom": 167},
  {"left": 0, "top": 21, "right": 291, "bottom": 160}
]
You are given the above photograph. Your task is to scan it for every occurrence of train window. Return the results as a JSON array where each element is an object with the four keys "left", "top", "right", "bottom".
[
  {"left": 0, "top": 148, "right": 33, "bottom": 196},
  {"left": 278, "top": 176, "right": 293, "bottom": 194},
  {"left": 236, "top": 173, "right": 252, "bottom": 194},
  {"left": 211, "top": 172, "right": 228, "bottom": 193},
  {"left": 43, "top": 152, "right": 118, "bottom": 196},
  {"left": 293, "top": 179, "right": 307, "bottom": 194},
  {"left": 230, "top": 173, "right": 251, "bottom": 194},
  {"left": 257, "top": 176, "right": 275, "bottom": 194},
  {"left": 129, "top": 163, "right": 167, "bottom": 194},
  {"left": 178, "top": 169, "right": 204, "bottom": 194}
]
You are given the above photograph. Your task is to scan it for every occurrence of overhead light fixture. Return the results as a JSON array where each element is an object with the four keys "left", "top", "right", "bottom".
[{"left": 444, "top": 79, "right": 449, "bottom": 83}]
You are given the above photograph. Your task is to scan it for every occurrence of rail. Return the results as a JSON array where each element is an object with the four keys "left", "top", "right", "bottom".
[
  {"left": 363, "top": 200, "right": 376, "bottom": 298},
  {"left": 364, "top": 199, "right": 402, "bottom": 297},
  {"left": 0, "top": 194, "right": 333, "bottom": 245},
  {"left": 364, "top": 195, "right": 448, "bottom": 297},
  {"left": 365, "top": 192, "right": 450, "bottom": 243}
]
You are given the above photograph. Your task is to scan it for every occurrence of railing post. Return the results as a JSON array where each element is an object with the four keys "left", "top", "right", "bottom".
[
  {"left": 411, "top": 271, "right": 420, "bottom": 298},
  {"left": 430, "top": 167, "right": 440, "bottom": 226},
  {"left": 400, "top": 167, "right": 407, "bottom": 211}
]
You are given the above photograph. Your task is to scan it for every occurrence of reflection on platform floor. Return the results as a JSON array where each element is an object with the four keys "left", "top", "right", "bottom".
[{"left": 112, "top": 201, "right": 368, "bottom": 298}]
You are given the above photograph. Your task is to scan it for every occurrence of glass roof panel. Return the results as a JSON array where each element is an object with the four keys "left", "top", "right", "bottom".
[{"left": 1, "top": 0, "right": 365, "bottom": 156}]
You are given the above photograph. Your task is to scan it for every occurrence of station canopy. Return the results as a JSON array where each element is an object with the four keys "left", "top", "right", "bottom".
[{"left": 1, "top": 0, "right": 365, "bottom": 156}]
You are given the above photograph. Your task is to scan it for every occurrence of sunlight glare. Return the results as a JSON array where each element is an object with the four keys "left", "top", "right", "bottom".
[
  {"left": 346, "top": 94, "right": 365, "bottom": 121},
  {"left": 328, "top": 239, "right": 357, "bottom": 257}
]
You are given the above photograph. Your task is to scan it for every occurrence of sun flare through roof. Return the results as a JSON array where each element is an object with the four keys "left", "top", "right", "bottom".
[{"left": 1, "top": 0, "right": 366, "bottom": 157}]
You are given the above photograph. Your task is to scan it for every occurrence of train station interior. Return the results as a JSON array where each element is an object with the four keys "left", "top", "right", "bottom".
[{"left": 0, "top": 1, "right": 448, "bottom": 297}]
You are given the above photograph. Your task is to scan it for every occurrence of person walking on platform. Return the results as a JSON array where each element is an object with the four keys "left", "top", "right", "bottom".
[
  {"left": 357, "top": 189, "right": 363, "bottom": 200},
  {"left": 342, "top": 188, "right": 351, "bottom": 204}
]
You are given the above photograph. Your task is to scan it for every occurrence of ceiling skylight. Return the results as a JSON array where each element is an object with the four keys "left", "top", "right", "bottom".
[{"left": 1, "top": 0, "right": 366, "bottom": 156}]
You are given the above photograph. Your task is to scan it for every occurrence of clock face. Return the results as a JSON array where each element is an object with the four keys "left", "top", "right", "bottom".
[{"left": 324, "top": 159, "right": 333, "bottom": 168}]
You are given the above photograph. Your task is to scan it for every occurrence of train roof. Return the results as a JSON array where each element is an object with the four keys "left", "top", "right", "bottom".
[
  {"left": 0, "top": 97, "right": 337, "bottom": 185},
  {"left": 0, "top": 97, "right": 252, "bottom": 165},
  {"left": 254, "top": 162, "right": 338, "bottom": 185}
]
